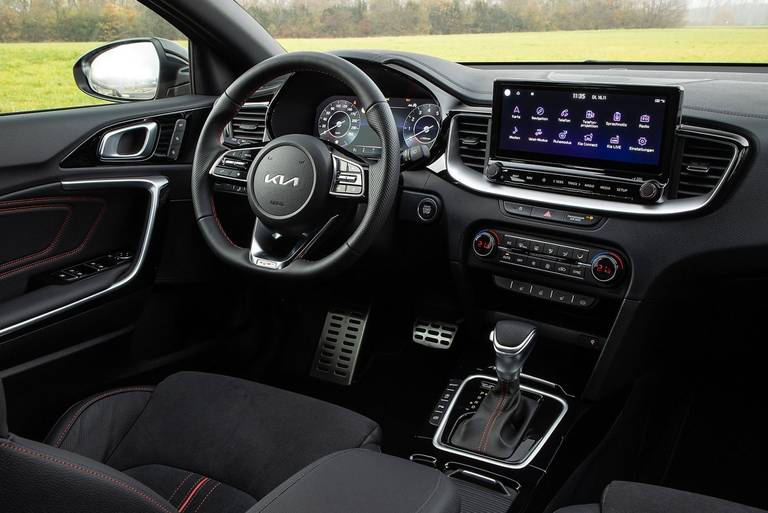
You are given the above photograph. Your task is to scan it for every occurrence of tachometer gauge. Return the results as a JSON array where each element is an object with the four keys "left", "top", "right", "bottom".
[
  {"left": 403, "top": 103, "right": 441, "bottom": 148},
  {"left": 317, "top": 98, "right": 361, "bottom": 147}
]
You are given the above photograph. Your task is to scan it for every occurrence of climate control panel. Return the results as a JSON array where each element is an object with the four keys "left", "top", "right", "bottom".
[{"left": 472, "top": 229, "right": 626, "bottom": 286}]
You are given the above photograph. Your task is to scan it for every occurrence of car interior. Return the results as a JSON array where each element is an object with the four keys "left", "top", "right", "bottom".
[{"left": 1, "top": 1, "right": 767, "bottom": 512}]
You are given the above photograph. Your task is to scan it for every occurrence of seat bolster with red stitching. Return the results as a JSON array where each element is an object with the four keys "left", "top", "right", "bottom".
[{"left": 0, "top": 435, "right": 177, "bottom": 513}]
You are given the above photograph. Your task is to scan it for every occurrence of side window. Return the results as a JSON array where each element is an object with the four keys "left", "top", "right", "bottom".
[{"left": 0, "top": 1, "right": 188, "bottom": 115}]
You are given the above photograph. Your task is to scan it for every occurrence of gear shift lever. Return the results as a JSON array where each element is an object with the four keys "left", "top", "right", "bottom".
[
  {"left": 492, "top": 320, "right": 536, "bottom": 383},
  {"left": 450, "top": 320, "right": 538, "bottom": 459}
]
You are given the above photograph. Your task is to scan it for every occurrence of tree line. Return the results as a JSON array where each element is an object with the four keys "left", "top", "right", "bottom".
[{"left": 0, "top": 0, "right": 689, "bottom": 43}]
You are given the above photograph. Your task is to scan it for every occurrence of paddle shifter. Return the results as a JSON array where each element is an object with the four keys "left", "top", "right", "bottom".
[{"left": 450, "top": 320, "right": 537, "bottom": 459}]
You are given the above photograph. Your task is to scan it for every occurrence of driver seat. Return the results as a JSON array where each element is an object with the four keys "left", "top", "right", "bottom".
[{"left": 0, "top": 372, "right": 382, "bottom": 513}]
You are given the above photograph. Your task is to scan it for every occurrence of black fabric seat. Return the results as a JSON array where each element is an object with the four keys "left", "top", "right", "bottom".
[
  {"left": 555, "top": 481, "right": 768, "bottom": 513},
  {"left": 0, "top": 372, "right": 381, "bottom": 513}
]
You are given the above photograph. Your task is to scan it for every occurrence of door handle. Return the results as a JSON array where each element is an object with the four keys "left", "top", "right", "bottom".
[{"left": 98, "top": 121, "right": 158, "bottom": 161}]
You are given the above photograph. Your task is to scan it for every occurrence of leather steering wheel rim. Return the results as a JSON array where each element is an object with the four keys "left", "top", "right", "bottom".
[{"left": 191, "top": 52, "right": 400, "bottom": 278}]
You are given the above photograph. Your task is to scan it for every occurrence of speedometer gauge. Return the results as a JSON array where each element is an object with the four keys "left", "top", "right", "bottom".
[
  {"left": 317, "top": 99, "right": 361, "bottom": 147},
  {"left": 403, "top": 103, "right": 441, "bottom": 148}
]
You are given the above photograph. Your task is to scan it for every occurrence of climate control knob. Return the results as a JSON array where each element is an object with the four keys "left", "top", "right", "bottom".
[
  {"left": 484, "top": 162, "right": 503, "bottom": 181},
  {"left": 590, "top": 252, "right": 624, "bottom": 284},
  {"left": 473, "top": 231, "right": 497, "bottom": 258}
]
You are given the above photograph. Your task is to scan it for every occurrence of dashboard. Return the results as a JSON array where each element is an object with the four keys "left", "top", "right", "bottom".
[{"left": 316, "top": 96, "right": 441, "bottom": 158}]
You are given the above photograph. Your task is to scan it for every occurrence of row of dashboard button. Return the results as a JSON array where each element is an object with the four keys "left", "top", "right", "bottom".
[
  {"left": 499, "top": 234, "right": 590, "bottom": 262},
  {"left": 500, "top": 171, "right": 638, "bottom": 201},
  {"left": 493, "top": 275, "right": 596, "bottom": 308},
  {"left": 498, "top": 248, "right": 587, "bottom": 279},
  {"left": 503, "top": 201, "right": 602, "bottom": 227}
]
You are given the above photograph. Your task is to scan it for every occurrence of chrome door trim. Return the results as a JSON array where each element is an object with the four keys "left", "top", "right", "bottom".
[
  {"left": 0, "top": 176, "right": 168, "bottom": 339},
  {"left": 98, "top": 121, "right": 159, "bottom": 161}
]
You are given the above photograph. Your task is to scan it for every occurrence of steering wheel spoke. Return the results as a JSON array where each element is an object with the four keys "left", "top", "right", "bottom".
[
  {"left": 329, "top": 151, "right": 367, "bottom": 201},
  {"left": 249, "top": 216, "right": 339, "bottom": 270}
]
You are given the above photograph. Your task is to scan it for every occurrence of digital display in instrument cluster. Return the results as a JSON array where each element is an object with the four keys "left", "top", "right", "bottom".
[{"left": 316, "top": 96, "right": 440, "bottom": 158}]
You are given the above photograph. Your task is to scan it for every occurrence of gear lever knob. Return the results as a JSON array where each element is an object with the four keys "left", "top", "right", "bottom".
[{"left": 491, "top": 320, "right": 537, "bottom": 383}]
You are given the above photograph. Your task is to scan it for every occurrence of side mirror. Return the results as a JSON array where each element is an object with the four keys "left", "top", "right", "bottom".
[{"left": 74, "top": 38, "right": 190, "bottom": 102}]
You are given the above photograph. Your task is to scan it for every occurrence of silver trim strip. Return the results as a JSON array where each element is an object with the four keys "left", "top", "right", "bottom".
[
  {"left": 492, "top": 327, "right": 536, "bottom": 355},
  {"left": 445, "top": 113, "right": 749, "bottom": 217},
  {"left": 98, "top": 121, "right": 159, "bottom": 161},
  {"left": 432, "top": 374, "right": 568, "bottom": 470},
  {"left": 0, "top": 176, "right": 168, "bottom": 339}
]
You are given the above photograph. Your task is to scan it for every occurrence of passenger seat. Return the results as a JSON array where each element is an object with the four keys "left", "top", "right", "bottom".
[{"left": 555, "top": 481, "right": 766, "bottom": 513}]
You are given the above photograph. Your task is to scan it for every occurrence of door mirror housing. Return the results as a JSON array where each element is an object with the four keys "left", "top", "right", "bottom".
[{"left": 74, "top": 38, "right": 190, "bottom": 102}]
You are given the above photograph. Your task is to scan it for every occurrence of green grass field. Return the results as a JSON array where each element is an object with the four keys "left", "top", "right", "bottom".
[{"left": 1, "top": 27, "right": 766, "bottom": 114}]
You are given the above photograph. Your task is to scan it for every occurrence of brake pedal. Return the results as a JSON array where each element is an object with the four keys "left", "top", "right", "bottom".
[
  {"left": 311, "top": 307, "right": 369, "bottom": 385},
  {"left": 412, "top": 319, "right": 458, "bottom": 349}
]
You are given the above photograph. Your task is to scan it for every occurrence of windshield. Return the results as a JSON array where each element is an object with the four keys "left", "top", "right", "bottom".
[{"left": 237, "top": 0, "right": 767, "bottom": 63}]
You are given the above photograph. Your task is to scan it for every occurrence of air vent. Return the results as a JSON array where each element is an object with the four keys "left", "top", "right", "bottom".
[
  {"left": 154, "top": 119, "right": 176, "bottom": 157},
  {"left": 677, "top": 136, "right": 738, "bottom": 198},
  {"left": 455, "top": 114, "right": 490, "bottom": 172},
  {"left": 229, "top": 102, "right": 268, "bottom": 144}
]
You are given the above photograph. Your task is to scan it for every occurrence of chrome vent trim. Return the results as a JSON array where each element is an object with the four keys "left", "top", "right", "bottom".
[
  {"left": 444, "top": 112, "right": 748, "bottom": 217},
  {"left": 677, "top": 135, "right": 738, "bottom": 198}
]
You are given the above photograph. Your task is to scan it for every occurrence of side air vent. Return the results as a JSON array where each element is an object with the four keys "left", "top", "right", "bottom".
[
  {"left": 153, "top": 119, "right": 176, "bottom": 157},
  {"left": 229, "top": 102, "right": 268, "bottom": 145},
  {"left": 677, "top": 136, "right": 739, "bottom": 198},
  {"left": 455, "top": 114, "right": 490, "bottom": 172}
]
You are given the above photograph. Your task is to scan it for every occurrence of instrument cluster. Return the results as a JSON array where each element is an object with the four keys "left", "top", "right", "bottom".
[{"left": 316, "top": 96, "right": 441, "bottom": 158}]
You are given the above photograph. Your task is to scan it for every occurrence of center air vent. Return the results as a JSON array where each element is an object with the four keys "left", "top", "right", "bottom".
[
  {"left": 677, "top": 136, "right": 739, "bottom": 198},
  {"left": 455, "top": 114, "right": 490, "bottom": 172},
  {"left": 228, "top": 102, "right": 268, "bottom": 145}
]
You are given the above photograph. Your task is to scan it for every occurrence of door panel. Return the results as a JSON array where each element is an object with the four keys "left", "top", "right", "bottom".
[{"left": 0, "top": 95, "right": 215, "bottom": 370}]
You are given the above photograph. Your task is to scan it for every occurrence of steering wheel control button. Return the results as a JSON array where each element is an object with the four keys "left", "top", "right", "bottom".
[
  {"left": 417, "top": 197, "right": 439, "bottom": 222},
  {"left": 472, "top": 231, "right": 497, "bottom": 257},
  {"left": 331, "top": 156, "right": 365, "bottom": 198},
  {"left": 591, "top": 253, "right": 624, "bottom": 284}
]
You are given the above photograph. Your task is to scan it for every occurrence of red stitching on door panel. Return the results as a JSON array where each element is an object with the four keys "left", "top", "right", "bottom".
[{"left": 0, "top": 205, "right": 73, "bottom": 271}]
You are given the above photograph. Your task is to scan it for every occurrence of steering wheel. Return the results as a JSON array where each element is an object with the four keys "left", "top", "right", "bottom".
[{"left": 191, "top": 52, "right": 400, "bottom": 278}]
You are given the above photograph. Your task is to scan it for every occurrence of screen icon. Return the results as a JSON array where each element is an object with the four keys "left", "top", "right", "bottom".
[
  {"left": 504, "top": 89, "right": 511, "bottom": 97},
  {"left": 513, "top": 106, "right": 520, "bottom": 114},
  {"left": 560, "top": 109, "right": 569, "bottom": 118},
  {"left": 638, "top": 137, "right": 648, "bottom": 146},
  {"left": 583, "top": 133, "right": 594, "bottom": 142},
  {"left": 558, "top": 130, "right": 568, "bottom": 140},
  {"left": 640, "top": 114, "right": 651, "bottom": 123},
  {"left": 612, "top": 112, "right": 622, "bottom": 122},
  {"left": 585, "top": 110, "right": 596, "bottom": 119},
  {"left": 536, "top": 106, "right": 545, "bottom": 116},
  {"left": 610, "top": 135, "right": 620, "bottom": 145},
  {"left": 512, "top": 126, "right": 519, "bottom": 135},
  {"left": 534, "top": 128, "right": 543, "bottom": 136}
]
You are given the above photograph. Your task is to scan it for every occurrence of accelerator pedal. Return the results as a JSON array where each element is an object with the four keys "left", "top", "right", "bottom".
[
  {"left": 412, "top": 319, "right": 458, "bottom": 350},
  {"left": 310, "top": 307, "right": 369, "bottom": 385}
]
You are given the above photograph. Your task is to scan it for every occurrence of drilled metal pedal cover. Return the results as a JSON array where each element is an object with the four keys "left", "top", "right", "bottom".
[
  {"left": 413, "top": 319, "right": 458, "bottom": 349},
  {"left": 310, "top": 307, "right": 369, "bottom": 385}
]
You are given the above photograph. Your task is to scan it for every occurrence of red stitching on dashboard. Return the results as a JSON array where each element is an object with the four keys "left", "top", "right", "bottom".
[
  {"left": 0, "top": 205, "right": 73, "bottom": 271},
  {"left": 0, "top": 200, "right": 106, "bottom": 281},
  {"left": 0, "top": 442, "right": 175, "bottom": 513}
]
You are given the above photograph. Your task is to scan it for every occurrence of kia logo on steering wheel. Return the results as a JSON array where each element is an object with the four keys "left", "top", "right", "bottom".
[{"left": 264, "top": 174, "right": 300, "bottom": 187}]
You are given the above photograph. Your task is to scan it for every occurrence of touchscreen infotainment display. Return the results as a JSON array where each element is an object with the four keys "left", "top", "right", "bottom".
[{"left": 491, "top": 81, "right": 682, "bottom": 176}]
